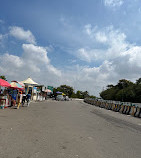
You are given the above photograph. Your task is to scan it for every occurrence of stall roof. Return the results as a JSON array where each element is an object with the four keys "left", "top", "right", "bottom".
[{"left": 21, "top": 77, "right": 38, "bottom": 85}]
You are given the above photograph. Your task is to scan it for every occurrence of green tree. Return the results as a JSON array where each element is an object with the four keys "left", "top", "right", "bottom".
[
  {"left": 0, "top": 76, "right": 6, "bottom": 80},
  {"left": 82, "top": 91, "right": 89, "bottom": 98},
  {"left": 117, "top": 79, "right": 134, "bottom": 89},
  {"left": 100, "top": 79, "right": 135, "bottom": 102},
  {"left": 136, "top": 78, "right": 141, "bottom": 85},
  {"left": 54, "top": 85, "right": 74, "bottom": 98},
  {"left": 134, "top": 84, "right": 141, "bottom": 102}
]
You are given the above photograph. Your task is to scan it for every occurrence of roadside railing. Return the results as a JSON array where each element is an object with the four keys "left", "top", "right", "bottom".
[{"left": 84, "top": 98, "right": 141, "bottom": 118}]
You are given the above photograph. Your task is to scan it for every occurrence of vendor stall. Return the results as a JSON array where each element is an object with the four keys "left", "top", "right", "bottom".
[
  {"left": 21, "top": 77, "right": 38, "bottom": 100},
  {"left": 10, "top": 81, "right": 25, "bottom": 109},
  {"left": 0, "top": 79, "right": 11, "bottom": 109}
]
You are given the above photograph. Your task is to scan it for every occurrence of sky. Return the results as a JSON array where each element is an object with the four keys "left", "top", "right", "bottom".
[{"left": 0, "top": 0, "right": 141, "bottom": 96}]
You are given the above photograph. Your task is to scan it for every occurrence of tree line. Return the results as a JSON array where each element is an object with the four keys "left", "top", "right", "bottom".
[
  {"left": 53, "top": 85, "right": 96, "bottom": 99},
  {"left": 100, "top": 78, "right": 141, "bottom": 103}
]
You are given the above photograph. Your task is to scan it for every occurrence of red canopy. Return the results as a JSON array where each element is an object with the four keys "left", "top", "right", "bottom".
[{"left": 0, "top": 79, "right": 11, "bottom": 87}]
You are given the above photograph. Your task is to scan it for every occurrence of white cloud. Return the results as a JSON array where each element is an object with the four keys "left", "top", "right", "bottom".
[
  {"left": 77, "top": 48, "right": 92, "bottom": 62},
  {"left": 0, "top": 43, "right": 61, "bottom": 85},
  {"left": 0, "top": 34, "right": 8, "bottom": 46},
  {"left": 58, "top": 61, "right": 115, "bottom": 96},
  {"left": 104, "top": 0, "right": 124, "bottom": 7},
  {"left": 63, "top": 24, "right": 141, "bottom": 96},
  {"left": 78, "top": 25, "right": 129, "bottom": 62},
  {"left": 84, "top": 24, "right": 97, "bottom": 37},
  {"left": 9, "top": 26, "right": 36, "bottom": 44},
  {"left": 22, "top": 44, "right": 50, "bottom": 64},
  {"left": 95, "top": 32, "right": 107, "bottom": 43},
  {"left": 0, "top": 34, "right": 3, "bottom": 40},
  {"left": 0, "top": 19, "right": 4, "bottom": 24},
  {"left": 76, "top": 48, "right": 104, "bottom": 62},
  {"left": 63, "top": 45, "right": 141, "bottom": 96},
  {"left": 1, "top": 24, "right": 141, "bottom": 97},
  {"left": 84, "top": 24, "right": 92, "bottom": 35},
  {"left": 1, "top": 41, "right": 141, "bottom": 96}
]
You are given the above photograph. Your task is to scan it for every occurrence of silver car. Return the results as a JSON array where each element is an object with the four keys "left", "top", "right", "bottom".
[{"left": 56, "top": 95, "right": 64, "bottom": 101}]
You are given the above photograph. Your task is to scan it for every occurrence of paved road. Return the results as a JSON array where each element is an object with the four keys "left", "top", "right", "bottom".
[{"left": 0, "top": 100, "right": 141, "bottom": 158}]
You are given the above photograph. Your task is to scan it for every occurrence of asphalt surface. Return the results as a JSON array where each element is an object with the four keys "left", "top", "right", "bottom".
[{"left": 0, "top": 100, "right": 141, "bottom": 158}]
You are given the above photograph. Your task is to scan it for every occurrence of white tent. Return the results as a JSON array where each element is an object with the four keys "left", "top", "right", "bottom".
[
  {"left": 21, "top": 77, "right": 38, "bottom": 85},
  {"left": 21, "top": 77, "right": 38, "bottom": 98}
]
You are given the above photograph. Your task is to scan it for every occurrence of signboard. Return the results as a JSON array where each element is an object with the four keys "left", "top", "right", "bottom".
[
  {"left": 42, "top": 86, "right": 45, "bottom": 91},
  {"left": 37, "top": 87, "right": 41, "bottom": 93},
  {"left": 47, "top": 86, "right": 53, "bottom": 92},
  {"left": 33, "top": 87, "right": 37, "bottom": 93}
]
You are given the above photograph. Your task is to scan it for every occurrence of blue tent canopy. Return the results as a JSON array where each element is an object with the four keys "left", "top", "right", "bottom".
[{"left": 56, "top": 91, "right": 62, "bottom": 94}]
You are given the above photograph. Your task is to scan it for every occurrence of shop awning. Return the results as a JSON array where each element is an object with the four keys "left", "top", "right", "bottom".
[{"left": 0, "top": 79, "right": 11, "bottom": 87}]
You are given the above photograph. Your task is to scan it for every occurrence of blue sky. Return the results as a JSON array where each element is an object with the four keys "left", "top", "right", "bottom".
[{"left": 0, "top": 0, "right": 141, "bottom": 96}]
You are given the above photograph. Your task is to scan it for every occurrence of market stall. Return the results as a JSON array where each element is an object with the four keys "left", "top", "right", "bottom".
[
  {"left": 0, "top": 79, "right": 11, "bottom": 109},
  {"left": 9, "top": 81, "right": 25, "bottom": 108},
  {"left": 21, "top": 77, "right": 38, "bottom": 100}
]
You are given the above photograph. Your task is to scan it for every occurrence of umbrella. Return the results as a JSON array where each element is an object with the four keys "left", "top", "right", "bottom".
[
  {"left": 44, "top": 89, "right": 52, "bottom": 93},
  {"left": 10, "top": 82, "right": 24, "bottom": 90},
  {"left": 56, "top": 91, "right": 62, "bottom": 94},
  {"left": 18, "top": 81, "right": 25, "bottom": 88},
  {"left": 0, "top": 79, "right": 11, "bottom": 87},
  {"left": 11, "top": 80, "right": 25, "bottom": 88}
]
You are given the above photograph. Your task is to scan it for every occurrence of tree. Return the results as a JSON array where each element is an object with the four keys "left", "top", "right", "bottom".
[
  {"left": 134, "top": 84, "right": 141, "bottom": 102},
  {"left": 76, "top": 91, "right": 83, "bottom": 99},
  {"left": 0, "top": 76, "right": 7, "bottom": 80},
  {"left": 100, "top": 79, "right": 135, "bottom": 102},
  {"left": 54, "top": 85, "right": 74, "bottom": 98},
  {"left": 136, "top": 78, "right": 141, "bottom": 85},
  {"left": 82, "top": 91, "right": 89, "bottom": 98},
  {"left": 107, "top": 84, "right": 114, "bottom": 89},
  {"left": 117, "top": 79, "right": 134, "bottom": 89},
  {"left": 54, "top": 85, "right": 94, "bottom": 99}
]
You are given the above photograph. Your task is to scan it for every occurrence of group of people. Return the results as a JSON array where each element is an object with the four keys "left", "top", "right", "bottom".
[
  {"left": 0, "top": 88, "right": 31, "bottom": 109},
  {"left": 21, "top": 92, "right": 31, "bottom": 107}
]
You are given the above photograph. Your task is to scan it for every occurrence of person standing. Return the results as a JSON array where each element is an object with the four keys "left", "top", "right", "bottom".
[{"left": 17, "top": 91, "right": 23, "bottom": 109}]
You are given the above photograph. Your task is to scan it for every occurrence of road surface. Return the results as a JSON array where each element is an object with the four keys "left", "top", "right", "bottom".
[{"left": 0, "top": 100, "right": 141, "bottom": 158}]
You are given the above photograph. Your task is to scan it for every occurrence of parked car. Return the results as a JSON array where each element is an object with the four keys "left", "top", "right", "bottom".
[{"left": 56, "top": 95, "right": 64, "bottom": 101}]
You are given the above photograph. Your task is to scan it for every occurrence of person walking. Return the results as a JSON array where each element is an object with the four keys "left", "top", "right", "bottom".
[
  {"left": 22, "top": 92, "right": 26, "bottom": 106},
  {"left": 26, "top": 93, "right": 31, "bottom": 107}
]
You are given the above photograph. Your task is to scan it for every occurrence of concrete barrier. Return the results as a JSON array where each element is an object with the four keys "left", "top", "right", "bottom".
[
  {"left": 105, "top": 103, "right": 108, "bottom": 109},
  {"left": 114, "top": 104, "right": 120, "bottom": 112},
  {"left": 122, "top": 105, "right": 128, "bottom": 114},
  {"left": 116, "top": 104, "right": 121, "bottom": 112},
  {"left": 129, "top": 106, "right": 136, "bottom": 116},
  {"left": 126, "top": 106, "right": 131, "bottom": 115},
  {"left": 138, "top": 108, "right": 141, "bottom": 118},
  {"left": 119, "top": 105, "right": 124, "bottom": 113},
  {"left": 109, "top": 103, "right": 113, "bottom": 110},
  {"left": 101, "top": 102, "right": 106, "bottom": 108},
  {"left": 134, "top": 107, "right": 141, "bottom": 117},
  {"left": 84, "top": 98, "right": 141, "bottom": 118},
  {"left": 112, "top": 104, "right": 116, "bottom": 111}
]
